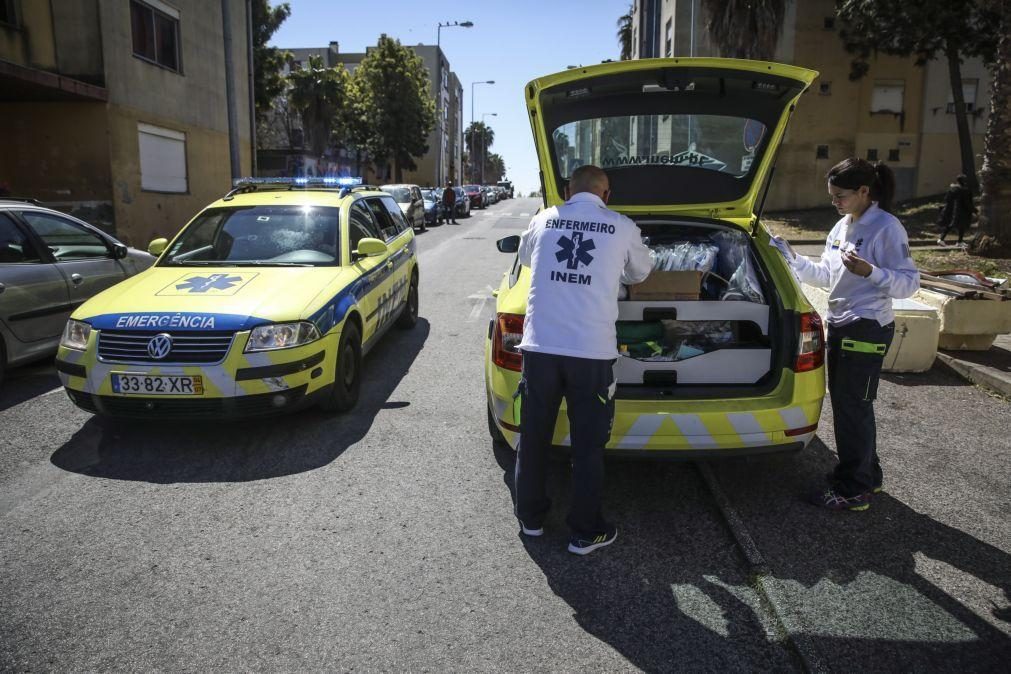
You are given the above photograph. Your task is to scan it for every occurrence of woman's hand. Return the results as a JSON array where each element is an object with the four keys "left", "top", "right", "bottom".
[
  {"left": 842, "top": 249, "right": 873, "bottom": 277},
  {"left": 771, "top": 235, "right": 796, "bottom": 260}
]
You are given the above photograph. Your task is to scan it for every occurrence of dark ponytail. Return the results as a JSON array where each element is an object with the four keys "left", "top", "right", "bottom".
[{"left": 826, "top": 157, "right": 896, "bottom": 213}]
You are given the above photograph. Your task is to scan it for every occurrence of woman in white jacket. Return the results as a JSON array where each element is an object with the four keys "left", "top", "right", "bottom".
[{"left": 776, "top": 158, "right": 919, "bottom": 511}]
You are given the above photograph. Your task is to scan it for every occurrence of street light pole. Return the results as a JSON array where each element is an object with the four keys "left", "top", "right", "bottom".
[
  {"left": 434, "top": 21, "right": 473, "bottom": 187},
  {"left": 481, "top": 112, "right": 497, "bottom": 184},
  {"left": 470, "top": 80, "right": 494, "bottom": 182}
]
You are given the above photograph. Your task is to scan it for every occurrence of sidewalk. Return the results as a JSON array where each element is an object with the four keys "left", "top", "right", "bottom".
[{"left": 936, "top": 333, "right": 1011, "bottom": 398}]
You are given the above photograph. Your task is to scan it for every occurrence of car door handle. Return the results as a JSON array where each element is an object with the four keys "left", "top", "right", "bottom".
[
  {"left": 386, "top": 260, "right": 394, "bottom": 269},
  {"left": 70, "top": 273, "right": 84, "bottom": 286}
]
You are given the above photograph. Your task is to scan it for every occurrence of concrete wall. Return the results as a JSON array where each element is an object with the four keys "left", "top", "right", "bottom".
[
  {"left": 50, "top": 0, "right": 104, "bottom": 83},
  {"left": 0, "top": 0, "right": 56, "bottom": 68}
]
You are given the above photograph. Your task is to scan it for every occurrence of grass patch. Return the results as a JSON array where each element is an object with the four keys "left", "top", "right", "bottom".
[
  {"left": 912, "top": 249, "right": 1011, "bottom": 278},
  {"left": 763, "top": 195, "right": 948, "bottom": 242}
]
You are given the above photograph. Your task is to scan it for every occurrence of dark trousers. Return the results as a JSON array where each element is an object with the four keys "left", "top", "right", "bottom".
[
  {"left": 514, "top": 350, "right": 615, "bottom": 537},
  {"left": 826, "top": 319, "right": 895, "bottom": 496}
]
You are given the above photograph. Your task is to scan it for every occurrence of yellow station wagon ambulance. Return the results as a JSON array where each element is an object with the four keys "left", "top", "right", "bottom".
[
  {"left": 485, "top": 58, "right": 827, "bottom": 457},
  {"left": 56, "top": 178, "right": 419, "bottom": 418}
]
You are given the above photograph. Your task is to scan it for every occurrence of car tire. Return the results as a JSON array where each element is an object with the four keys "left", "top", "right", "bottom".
[
  {"left": 319, "top": 321, "right": 362, "bottom": 413},
  {"left": 487, "top": 401, "right": 510, "bottom": 449},
  {"left": 396, "top": 273, "right": 419, "bottom": 330}
]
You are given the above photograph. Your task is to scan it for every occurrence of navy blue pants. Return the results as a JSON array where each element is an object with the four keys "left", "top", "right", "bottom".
[
  {"left": 826, "top": 319, "right": 895, "bottom": 497},
  {"left": 514, "top": 350, "right": 615, "bottom": 538}
]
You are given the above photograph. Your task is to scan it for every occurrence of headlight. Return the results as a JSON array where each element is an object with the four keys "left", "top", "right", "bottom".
[
  {"left": 60, "top": 320, "right": 92, "bottom": 351},
  {"left": 245, "top": 321, "right": 321, "bottom": 352}
]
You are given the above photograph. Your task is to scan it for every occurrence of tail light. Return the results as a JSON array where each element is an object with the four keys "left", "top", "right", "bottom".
[
  {"left": 794, "top": 311, "right": 825, "bottom": 372},
  {"left": 492, "top": 313, "right": 524, "bottom": 371}
]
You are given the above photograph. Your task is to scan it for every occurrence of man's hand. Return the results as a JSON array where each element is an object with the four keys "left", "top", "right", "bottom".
[{"left": 841, "top": 249, "right": 873, "bottom": 277}]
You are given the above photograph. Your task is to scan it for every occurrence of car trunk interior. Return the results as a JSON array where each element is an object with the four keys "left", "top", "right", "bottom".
[{"left": 615, "top": 217, "right": 788, "bottom": 400}]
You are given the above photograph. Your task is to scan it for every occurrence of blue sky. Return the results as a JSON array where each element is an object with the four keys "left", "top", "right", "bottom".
[{"left": 269, "top": 0, "right": 631, "bottom": 195}]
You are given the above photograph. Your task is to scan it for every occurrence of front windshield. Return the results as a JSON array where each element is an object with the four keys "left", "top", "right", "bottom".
[
  {"left": 421, "top": 189, "right": 438, "bottom": 201},
  {"left": 552, "top": 114, "right": 766, "bottom": 180},
  {"left": 381, "top": 186, "right": 412, "bottom": 203},
  {"left": 463, "top": 185, "right": 480, "bottom": 192},
  {"left": 161, "top": 205, "right": 340, "bottom": 267}
]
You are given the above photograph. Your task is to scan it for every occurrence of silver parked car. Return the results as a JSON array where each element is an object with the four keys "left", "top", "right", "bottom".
[{"left": 0, "top": 199, "right": 154, "bottom": 385}]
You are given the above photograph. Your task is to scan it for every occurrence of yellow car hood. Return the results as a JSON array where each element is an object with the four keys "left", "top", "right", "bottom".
[
  {"left": 526, "top": 58, "right": 817, "bottom": 225},
  {"left": 73, "top": 266, "right": 358, "bottom": 331}
]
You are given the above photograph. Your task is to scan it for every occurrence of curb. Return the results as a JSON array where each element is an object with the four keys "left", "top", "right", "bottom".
[{"left": 934, "top": 352, "right": 1011, "bottom": 398}]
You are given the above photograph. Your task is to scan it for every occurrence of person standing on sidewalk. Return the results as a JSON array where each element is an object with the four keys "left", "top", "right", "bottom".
[
  {"left": 773, "top": 158, "right": 919, "bottom": 511},
  {"left": 937, "top": 174, "right": 976, "bottom": 248},
  {"left": 514, "top": 164, "right": 652, "bottom": 554},
  {"left": 442, "top": 180, "right": 458, "bottom": 224}
]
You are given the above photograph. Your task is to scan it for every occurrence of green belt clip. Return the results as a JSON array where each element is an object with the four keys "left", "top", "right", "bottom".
[
  {"left": 841, "top": 338, "right": 887, "bottom": 355},
  {"left": 512, "top": 389, "right": 522, "bottom": 425}
]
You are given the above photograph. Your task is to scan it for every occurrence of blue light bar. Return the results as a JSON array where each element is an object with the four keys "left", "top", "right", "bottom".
[{"left": 232, "top": 176, "right": 363, "bottom": 188}]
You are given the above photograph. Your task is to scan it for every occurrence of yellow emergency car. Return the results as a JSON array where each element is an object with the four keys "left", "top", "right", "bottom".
[
  {"left": 485, "top": 58, "right": 826, "bottom": 457},
  {"left": 56, "top": 178, "right": 419, "bottom": 418}
]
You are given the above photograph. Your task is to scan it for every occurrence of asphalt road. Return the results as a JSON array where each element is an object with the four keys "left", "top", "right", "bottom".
[{"left": 1, "top": 198, "right": 1009, "bottom": 672}]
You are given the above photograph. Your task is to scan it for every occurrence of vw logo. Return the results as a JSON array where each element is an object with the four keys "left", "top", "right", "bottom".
[{"left": 147, "top": 333, "right": 173, "bottom": 360}]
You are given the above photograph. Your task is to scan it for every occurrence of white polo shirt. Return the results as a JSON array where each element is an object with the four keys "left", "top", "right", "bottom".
[{"left": 517, "top": 192, "right": 653, "bottom": 360}]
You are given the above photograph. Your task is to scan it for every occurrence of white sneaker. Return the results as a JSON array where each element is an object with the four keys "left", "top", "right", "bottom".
[
  {"left": 936, "top": 239, "right": 948, "bottom": 247},
  {"left": 519, "top": 520, "right": 543, "bottom": 537}
]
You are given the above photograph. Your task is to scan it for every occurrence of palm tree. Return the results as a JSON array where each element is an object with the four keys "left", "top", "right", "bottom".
[
  {"left": 701, "top": 0, "right": 786, "bottom": 60},
  {"left": 287, "top": 55, "right": 350, "bottom": 158},
  {"left": 616, "top": 5, "right": 634, "bottom": 60},
  {"left": 975, "top": 0, "right": 1011, "bottom": 254}
]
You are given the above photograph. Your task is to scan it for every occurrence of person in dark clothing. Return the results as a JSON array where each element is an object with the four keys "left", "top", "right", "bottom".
[
  {"left": 937, "top": 174, "right": 976, "bottom": 248},
  {"left": 441, "top": 180, "right": 458, "bottom": 224}
]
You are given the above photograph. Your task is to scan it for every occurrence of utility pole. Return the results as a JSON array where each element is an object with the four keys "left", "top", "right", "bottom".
[
  {"left": 481, "top": 112, "right": 497, "bottom": 184},
  {"left": 222, "top": 0, "right": 241, "bottom": 180},
  {"left": 470, "top": 80, "right": 494, "bottom": 182}
]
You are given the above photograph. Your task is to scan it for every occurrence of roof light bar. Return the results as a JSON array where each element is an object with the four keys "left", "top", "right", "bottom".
[{"left": 231, "top": 176, "right": 363, "bottom": 188}]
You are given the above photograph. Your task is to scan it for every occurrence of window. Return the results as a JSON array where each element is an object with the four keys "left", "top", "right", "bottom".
[
  {"left": 0, "top": 0, "right": 17, "bottom": 26},
  {"left": 824, "top": 17, "right": 835, "bottom": 30},
  {"left": 870, "top": 80, "right": 904, "bottom": 114},
  {"left": 379, "top": 197, "right": 409, "bottom": 235},
  {"left": 866, "top": 148, "right": 878, "bottom": 161},
  {"left": 131, "top": 0, "right": 181, "bottom": 72},
  {"left": 819, "top": 82, "right": 831, "bottom": 96},
  {"left": 946, "top": 79, "right": 979, "bottom": 114},
  {"left": 664, "top": 19, "right": 673, "bottom": 57},
  {"left": 816, "top": 145, "right": 829, "bottom": 159},
  {"left": 888, "top": 148, "right": 900, "bottom": 161},
  {"left": 139, "top": 123, "right": 187, "bottom": 193},
  {"left": 365, "top": 198, "right": 399, "bottom": 240},
  {"left": 0, "top": 214, "right": 41, "bottom": 263},
  {"left": 19, "top": 212, "right": 110, "bottom": 260},
  {"left": 348, "top": 201, "right": 381, "bottom": 252}
]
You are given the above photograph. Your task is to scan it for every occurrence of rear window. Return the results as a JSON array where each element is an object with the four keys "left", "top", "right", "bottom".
[
  {"left": 381, "top": 186, "right": 412, "bottom": 203},
  {"left": 161, "top": 205, "right": 340, "bottom": 267}
]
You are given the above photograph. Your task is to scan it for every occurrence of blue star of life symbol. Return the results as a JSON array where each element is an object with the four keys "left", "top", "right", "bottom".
[
  {"left": 555, "top": 232, "right": 595, "bottom": 270},
  {"left": 176, "top": 274, "right": 244, "bottom": 293}
]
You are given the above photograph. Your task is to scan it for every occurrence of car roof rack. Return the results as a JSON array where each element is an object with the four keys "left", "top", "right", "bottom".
[
  {"left": 222, "top": 177, "right": 376, "bottom": 200},
  {"left": 0, "top": 196, "right": 43, "bottom": 205}
]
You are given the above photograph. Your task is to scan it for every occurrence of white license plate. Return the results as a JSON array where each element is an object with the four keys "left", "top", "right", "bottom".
[{"left": 111, "top": 373, "right": 204, "bottom": 395}]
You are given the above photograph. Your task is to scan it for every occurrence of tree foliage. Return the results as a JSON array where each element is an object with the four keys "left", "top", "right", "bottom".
[
  {"left": 464, "top": 122, "right": 495, "bottom": 182},
  {"left": 251, "top": 0, "right": 291, "bottom": 119},
  {"left": 701, "top": 0, "right": 786, "bottom": 60},
  {"left": 835, "top": 0, "right": 1001, "bottom": 193},
  {"left": 287, "top": 55, "right": 352, "bottom": 157},
  {"left": 975, "top": 0, "right": 1011, "bottom": 253},
  {"left": 355, "top": 35, "right": 436, "bottom": 182},
  {"left": 616, "top": 5, "right": 633, "bottom": 60}
]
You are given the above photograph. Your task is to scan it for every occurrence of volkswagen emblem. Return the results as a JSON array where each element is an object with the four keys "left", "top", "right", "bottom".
[{"left": 147, "top": 333, "right": 173, "bottom": 360}]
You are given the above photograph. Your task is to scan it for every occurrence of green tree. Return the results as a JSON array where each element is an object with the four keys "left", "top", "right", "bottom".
[
  {"left": 835, "top": 0, "right": 1000, "bottom": 194},
  {"left": 464, "top": 121, "right": 495, "bottom": 182},
  {"left": 287, "top": 55, "right": 352, "bottom": 157},
  {"left": 701, "top": 0, "right": 786, "bottom": 60},
  {"left": 484, "top": 152, "right": 506, "bottom": 183},
  {"left": 616, "top": 5, "right": 633, "bottom": 60},
  {"left": 975, "top": 0, "right": 1011, "bottom": 253},
  {"left": 251, "top": 0, "right": 292, "bottom": 121},
  {"left": 355, "top": 35, "right": 436, "bottom": 182}
]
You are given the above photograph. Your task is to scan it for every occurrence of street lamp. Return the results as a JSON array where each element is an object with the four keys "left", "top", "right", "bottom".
[
  {"left": 434, "top": 21, "right": 473, "bottom": 185},
  {"left": 481, "top": 112, "right": 497, "bottom": 184},
  {"left": 470, "top": 80, "right": 494, "bottom": 182}
]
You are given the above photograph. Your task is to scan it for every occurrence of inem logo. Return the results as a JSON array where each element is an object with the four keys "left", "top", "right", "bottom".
[
  {"left": 158, "top": 272, "right": 258, "bottom": 296},
  {"left": 555, "top": 232, "right": 595, "bottom": 270}
]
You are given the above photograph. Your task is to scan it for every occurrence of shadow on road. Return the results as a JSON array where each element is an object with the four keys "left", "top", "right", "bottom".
[
  {"left": 881, "top": 364, "right": 977, "bottom": 388},
  {"left": 0, "top": 361, "right": 61, "bottom": 413},
  {"left": 49, "top": 320, "right": 429, "bottom": 483}
]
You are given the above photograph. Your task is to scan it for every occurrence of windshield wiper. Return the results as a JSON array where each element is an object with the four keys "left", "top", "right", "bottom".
[{"left": 230, "top": 261, "right": 316, "bottom": 267}]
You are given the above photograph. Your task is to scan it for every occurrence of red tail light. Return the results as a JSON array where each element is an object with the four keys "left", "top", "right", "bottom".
[
  {"left": 794, "top": 311, "right": 825, "bottom": 372},
  {"left": 492, "top": 313, "right": 524, "bottom": 372}
]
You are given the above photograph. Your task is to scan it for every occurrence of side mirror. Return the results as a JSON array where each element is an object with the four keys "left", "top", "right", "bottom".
[
  {"left": 148, "top": 238, "right": 168, "bottom": 256},
  {"left": 496, "top": 235, "right": 520, "bottom": 253},
  {"left": 112, "top": 243, "right": 129, "bottom": 259},
  {"left": 353, "top": 238, "right": 388, "bottom": 260}
]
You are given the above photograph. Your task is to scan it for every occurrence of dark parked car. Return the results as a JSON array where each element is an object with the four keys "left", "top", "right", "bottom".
[
  {"left": 420, "top": 188, "right": 444, "bottom": 225},
  {"left": 453, "top": 186, "right": 471, "bottom": 218},
  {"left": 0, "top": 199, "right": 154, "bottom": 385}
]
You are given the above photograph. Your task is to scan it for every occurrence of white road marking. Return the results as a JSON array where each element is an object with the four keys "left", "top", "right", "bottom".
[{"left": 467, "top": 285, "right": 497, "bottom": 322}]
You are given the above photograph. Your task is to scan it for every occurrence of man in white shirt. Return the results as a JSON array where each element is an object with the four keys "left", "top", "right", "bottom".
[{"left": 514, "top": 164, "right": 652, "bottom": 555}]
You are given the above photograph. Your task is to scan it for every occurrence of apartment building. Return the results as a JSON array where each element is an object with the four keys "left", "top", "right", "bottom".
[
  {"left": 0, "top": 0, "right": 253, "bottom": 246},
  {"left": 630, "top": 0, "right": 991, "bottom": 210}
]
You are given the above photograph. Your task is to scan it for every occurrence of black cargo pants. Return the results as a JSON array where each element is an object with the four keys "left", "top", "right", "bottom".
[
  {"left": 514, "top": 350, "right": 615, "bottom": 538},
  {"left": 826, "top": 319, "right": 895, "bottom": 497}
]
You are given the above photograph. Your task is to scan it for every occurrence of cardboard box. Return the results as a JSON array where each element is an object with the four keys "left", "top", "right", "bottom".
[{"left": 627, "top": 271, "right": 703, "bottom": 301}]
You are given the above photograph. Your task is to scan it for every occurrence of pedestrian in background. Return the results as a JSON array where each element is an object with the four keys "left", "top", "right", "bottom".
[
  {"left": 773, "top": 158, "right": 919, "bottom": 512},
  {"left": 514, "top": 164, "right": 652, "bottom": 554},
  {"left": 937, "top": 174, "right": 975, "bottom": 248},
  {"left": 442, "top": 180, "right": 458, "bottom": 224}
]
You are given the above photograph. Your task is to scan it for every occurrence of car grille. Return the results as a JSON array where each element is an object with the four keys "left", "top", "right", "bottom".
[{"left": 98, "top": 330, "right": 236, "bottom": 363}]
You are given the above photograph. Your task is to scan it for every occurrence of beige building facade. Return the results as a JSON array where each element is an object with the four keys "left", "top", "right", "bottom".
[
  {"left": 0, "top": 0, "right": 252, "bottom": 247},
  {"left": 631, "top": 0, "right": 992, "bottom": 211}
]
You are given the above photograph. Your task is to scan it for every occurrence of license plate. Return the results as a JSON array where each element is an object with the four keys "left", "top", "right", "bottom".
[{"left": 111, "top": 373, "right": 204, "bottom": 395}]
